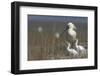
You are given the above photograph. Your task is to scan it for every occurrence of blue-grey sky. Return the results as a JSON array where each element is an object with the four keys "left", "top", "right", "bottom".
[
  {"left": 28, "top": 15, "right": 88, "bottom": 42},
  {"left": 28, "top": 15, "right": 87, "bottom": 23},
  {"left": 28, "top": 15, "right": 88, "bottom": 33}
]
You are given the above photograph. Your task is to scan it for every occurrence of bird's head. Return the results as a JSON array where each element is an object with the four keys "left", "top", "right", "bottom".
[{"left": 67, "top": 22, "right": 77, "bottom": 30}]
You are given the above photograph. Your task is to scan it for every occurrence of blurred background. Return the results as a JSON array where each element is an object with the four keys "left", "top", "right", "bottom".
[{"left": 28, "top": 15, "right": 88, "bottom": 60}]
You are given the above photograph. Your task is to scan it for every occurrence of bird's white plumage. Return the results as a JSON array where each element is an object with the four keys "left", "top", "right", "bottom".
[
  {"left": 66, "top": 22, "right": 77, "bottom": 41},
  {"left": 68, "top": 22, "right": 76, "bottom": 30},
  {"left": 65, "top": 41, "right": 78, "bottom": 56},
  {"left": 68, "top": 29, "right": 76, "bottom": 40},
  {"left": 75, "top": 39, "right": 86, "bottom": 54}
]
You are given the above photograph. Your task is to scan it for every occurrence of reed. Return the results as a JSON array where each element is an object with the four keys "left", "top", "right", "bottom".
[{"left": 28, "top": 31, "right": 88, "bottom": 61}]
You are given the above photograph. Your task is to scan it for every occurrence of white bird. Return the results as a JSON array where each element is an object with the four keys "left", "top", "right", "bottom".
[
  {"left": 67, "top": 22, "right": 77, "bottom": 41},
  {"left": 74, "top": 39, "right": 86, "bottom": 54},
  {"left": 65, "top": 41, "right": 78, "bottom": 57}
]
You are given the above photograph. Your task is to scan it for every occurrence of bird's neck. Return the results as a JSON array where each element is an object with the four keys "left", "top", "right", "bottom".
[
  {"left": 67, "top": 43, "right": 71, "bottom": 50},
  {"left": 68, "top": 28, "right": 74, "bottom": 31},
  {"left": 75, "top": 40, "right": 78, "bottom": 46}
]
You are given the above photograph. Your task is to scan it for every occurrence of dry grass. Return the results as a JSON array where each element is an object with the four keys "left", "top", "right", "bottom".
[{"left": 28, "top": 31, "right": 88, "bottom": 61}]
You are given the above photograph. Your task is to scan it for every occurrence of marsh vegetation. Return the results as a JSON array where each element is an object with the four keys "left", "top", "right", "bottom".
[{"left": 28, "top": 15, "right": 88, "bottom": 61}]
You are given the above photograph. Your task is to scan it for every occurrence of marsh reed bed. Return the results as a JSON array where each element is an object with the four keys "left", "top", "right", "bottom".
[
  {"left": 28, "top": 15, "right": 88, "bottom": 61},
  {"left": 28, "top": 31, "right": 88, "bottom": 61}
]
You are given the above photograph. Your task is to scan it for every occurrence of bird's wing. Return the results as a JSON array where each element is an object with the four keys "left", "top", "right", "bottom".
[{"left": 78, "top": 46, "right": 86, "bottom": 51}]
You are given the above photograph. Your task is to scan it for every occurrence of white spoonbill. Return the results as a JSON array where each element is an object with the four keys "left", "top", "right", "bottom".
[
  {"left": 74, "top": 39, "right": 86, "bottom": 54},
  {"left": 67, "top": 22, "right": 77, "bottom": 41},
  {"left": 65, "top": 41, "right": 78, "bottom": 57}
]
